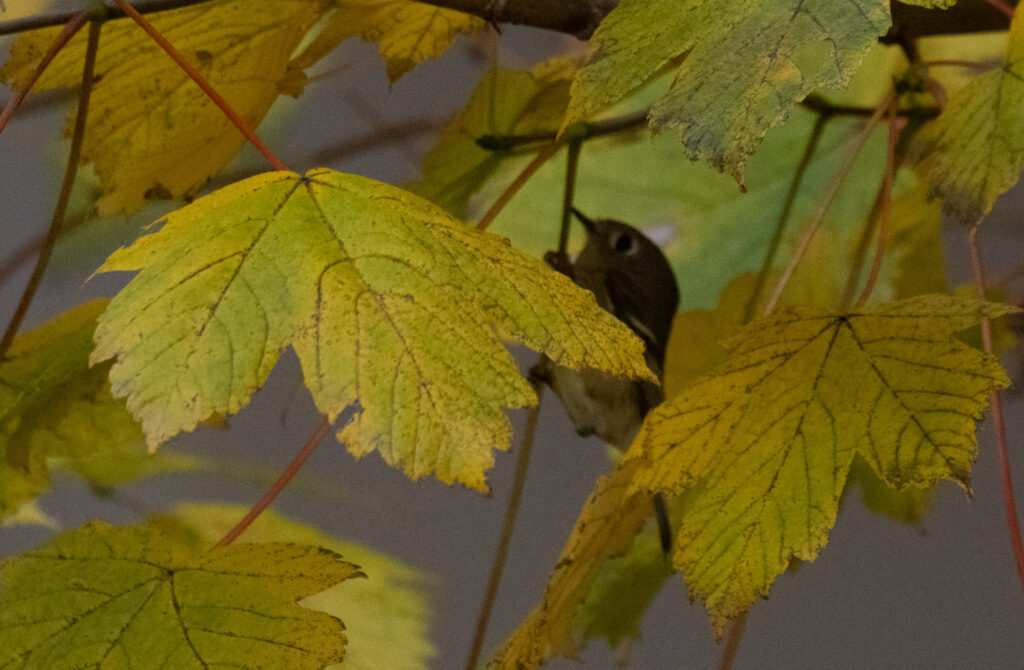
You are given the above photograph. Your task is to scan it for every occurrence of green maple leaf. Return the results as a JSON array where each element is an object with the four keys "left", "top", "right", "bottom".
[
  {"left": 567, "top": 0, "right": 890, "bottom": 181},
  {"left": 626, "top": 294, "right": 1013, "bottom": 632},
  {"left": 91, "top": 169, "right": 652, "bottom": 490},
  {"left": 0, "top": 300, "right": 147, "bottom": 520},
  {"left": 0, "top": 521, "right": 361, "bottom": 668},
  {"left": 164, "top": 504, "right": 434, "bottom": 670},
  {"left": 915, "top": 10, "right": 1024, "bottom": 224}
]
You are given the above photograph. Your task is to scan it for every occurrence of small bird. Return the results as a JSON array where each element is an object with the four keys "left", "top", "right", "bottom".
[{"left": 538, "top": 208, "right": 679, "bottom": 552}]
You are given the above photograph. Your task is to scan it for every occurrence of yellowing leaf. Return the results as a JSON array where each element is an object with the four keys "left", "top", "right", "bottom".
[
  {"left": 567, "top": 0, "right": 890, "bottom": 181},
  {"left": 0, "top": 521, "right": 360, "bottom": 668},
  {"left": 293, "top": 0, "right": 483, "bottom": 82},
  {"left": 0, "top": 300, "right": 145, "bottom": 520},
  {"left": 165, "top": 504, "right": 434, "bottom": 670},
  {"left": 91, "top": 169, "right": 652, "bottom": 490},
  {"left": 491, "top": 459, "right": 657, "bottom": 669},
  {"left": 410, "top": 59, "right": 577, "bottom": 218},
  {"left": 663, "top": 273, "right": 757, "bottom": 398},
  {"left": 627, "top": 294, "right": 1012, "bottom": 632},
  {"left": 915, "top": 11, "right": 1024, "bottom": 224},
  {"left": 889, "top": 177, "right": 946, "bottom": 299},
  {"left": 577, "top": 525, "right": 674, "bottom": 653},
  {"left": 848, "top": 456, "right": 934, "bottom": 525},
  {"left": 0, "top": 0, "right": 328, "bottom": 214}
]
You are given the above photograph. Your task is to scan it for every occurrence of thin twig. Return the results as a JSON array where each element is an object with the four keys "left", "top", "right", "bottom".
[
  {"left": 0, "top": 19, "right": 100, "bottom": 360},
  {"left": 981, "top": 0, "right": 1015, "bottom": 18},
  {"left": 0, "top": 0, "right": 211, "bottom": 36},
  {"left": 925, "top": 59, "right": 1000, "bottom": 72},
  {"left": 967, "top": 226, "right": 1024, "bottom": 595},
  {"left": 465, "top": 380, "right": 544, "bottom": 670},
  {"left": 557, "top": 141, "right": 582, "bottom": 256},
  {"left": 0, "top": 11, "right": 88, "bottom": 136},
  {"left": 854, "top": 101, "right": 899, "bottom": 309},
  {"left": 744, "top": 115, "right": 828, "bottom": 323},
  {"left": 801, "top": 94, "right": 939, "bottom": 122},
  {"left": 213, "top": 415, "right": 334, "bottom": 548},
  {"left": 477, "top": 109, "right": 648, "bottom": 152},
  {"left": 476, "top": 142, "right": 561, "bottom": 231},
  {"left": 762, "top": 94, "right": 892, "bottom": 316},
  {"left": 111, "top": 0, "right": 289, "bottom": 172}
]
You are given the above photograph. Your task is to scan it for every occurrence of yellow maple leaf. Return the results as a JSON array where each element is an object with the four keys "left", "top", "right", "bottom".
[
  {"left": 490, "top": 459, "right": 656, "bottom": 669},
  {"left": 0, "top": 521, "right": 360, "bottom": 667},
  {"left": 91, "top": 169, "right": 652, "bottom": 491},
  {"left": 0, "top": 0, "right": 329, "bottom": 214},
  {"left": 164, "top": 504, "right": 435, "bottom": 670},
  {"left": 292, "top": 0, "right": 484, "bottom": 83},
  {"left": 915, "top": 10, "right": 1024, "bottom": 224},
  {"left": 627, "top": 294, "right": 1013, "bottom": 632}
]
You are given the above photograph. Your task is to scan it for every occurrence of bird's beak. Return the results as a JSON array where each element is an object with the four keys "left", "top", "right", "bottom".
[{"left": 571, "top": 207, "right": 597, "bottom": 234}]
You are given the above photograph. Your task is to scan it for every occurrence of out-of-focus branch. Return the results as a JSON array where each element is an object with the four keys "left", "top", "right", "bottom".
[
  {"left": 889, "top": 0, "right": 1018, "bottom": 39},
  {"left": 0, "top": 0, "right": 619, "bottom": 39},
  {"left": 415, "top": 0, "right": 617, "bottom": 37},
  {"left": 2, "top": 0, "right": 1017, "bottom": 41}
]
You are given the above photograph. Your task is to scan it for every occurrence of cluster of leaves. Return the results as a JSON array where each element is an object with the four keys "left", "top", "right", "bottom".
[{"left": 2, "top": 0, "right": 1024, "bottom": 668}]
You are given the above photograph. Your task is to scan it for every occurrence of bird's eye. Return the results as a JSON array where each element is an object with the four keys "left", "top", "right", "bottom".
[{"left": 613, "top": 233, "right": 635, "bottom": 253}]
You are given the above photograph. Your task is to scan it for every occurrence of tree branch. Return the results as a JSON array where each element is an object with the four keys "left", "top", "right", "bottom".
[
  {"left": 889, "top": 0, "right": 1018, "bottom": 39},
  {"left": 0, "top": 0, "right": 618, "bottom": 39},
  {"left": 415, "top": 0, "right": 618, "bottom": 38},
  {"left": 2, "top": 0, "right": 1018, "bottom": 41}
]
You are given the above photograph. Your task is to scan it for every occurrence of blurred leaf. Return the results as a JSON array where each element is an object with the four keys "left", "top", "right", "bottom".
[
  {"left": 0, "top": 0, "right": 329, "bottom": 213},
  {"left": 889, "top": 177, "right": 947, "bottom": 299},
  {"left": 491, "top": 459, "right": 657, "bottom": 669},
  {"left": 410, "top": 58, "right": 576, "bottom": 218},
  {"left": 663, "top": 273, "right": 757, "bottom": 398},
  {"left": 163, "top": 504, "right": 434, "bottom": 670},
  {"left": 578, "top": 526, "right": 674, "bottom": 653},
  {"left": 915, "top": 11, "right": 1024, "bottom": 224},
  {"left": 848, "top": 456, "right": 933, "bottom": 525},
  {"left": 0, "top": 500, "right": 59, "bottom": 529},
  {"left": 293, "top": 0, "right": 483, "bottom": 82},
  {"left": 0, "top": 300, "right": 146, "bottom": 520}
]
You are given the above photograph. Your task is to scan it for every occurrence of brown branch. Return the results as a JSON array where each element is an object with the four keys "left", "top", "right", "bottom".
[
  {"left": 0, "top": 0, "right": 209, "bottom": 36},
  {"left": 465, "top": 379, "right": 544, "bottom": 670},
  {"left": 0, "top": 11, "right": 88, "bottom": 136},
  {"left": 0, "top": 0, "right": 616, "bottom": 38},
  {"left": 889, "top": 0, "right": 1017, "bottom": 38},
  {"left": 406, "top": 0, "right": 617, "bottom": 38},
  {"left": 967, "top": 226, "right": 1024, "bottom": 597},
  {"left": 214, "top": 415, "right": 334, "bottom": 547},
  {"left": 4, "top": 0, "right": 1020, "bottom": 43},
  {"left": 477, "top": 142, "right": 562, "bottom": 230},
  {"left": 0, "top": 18, "right": 99, "bottom": 360}
]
